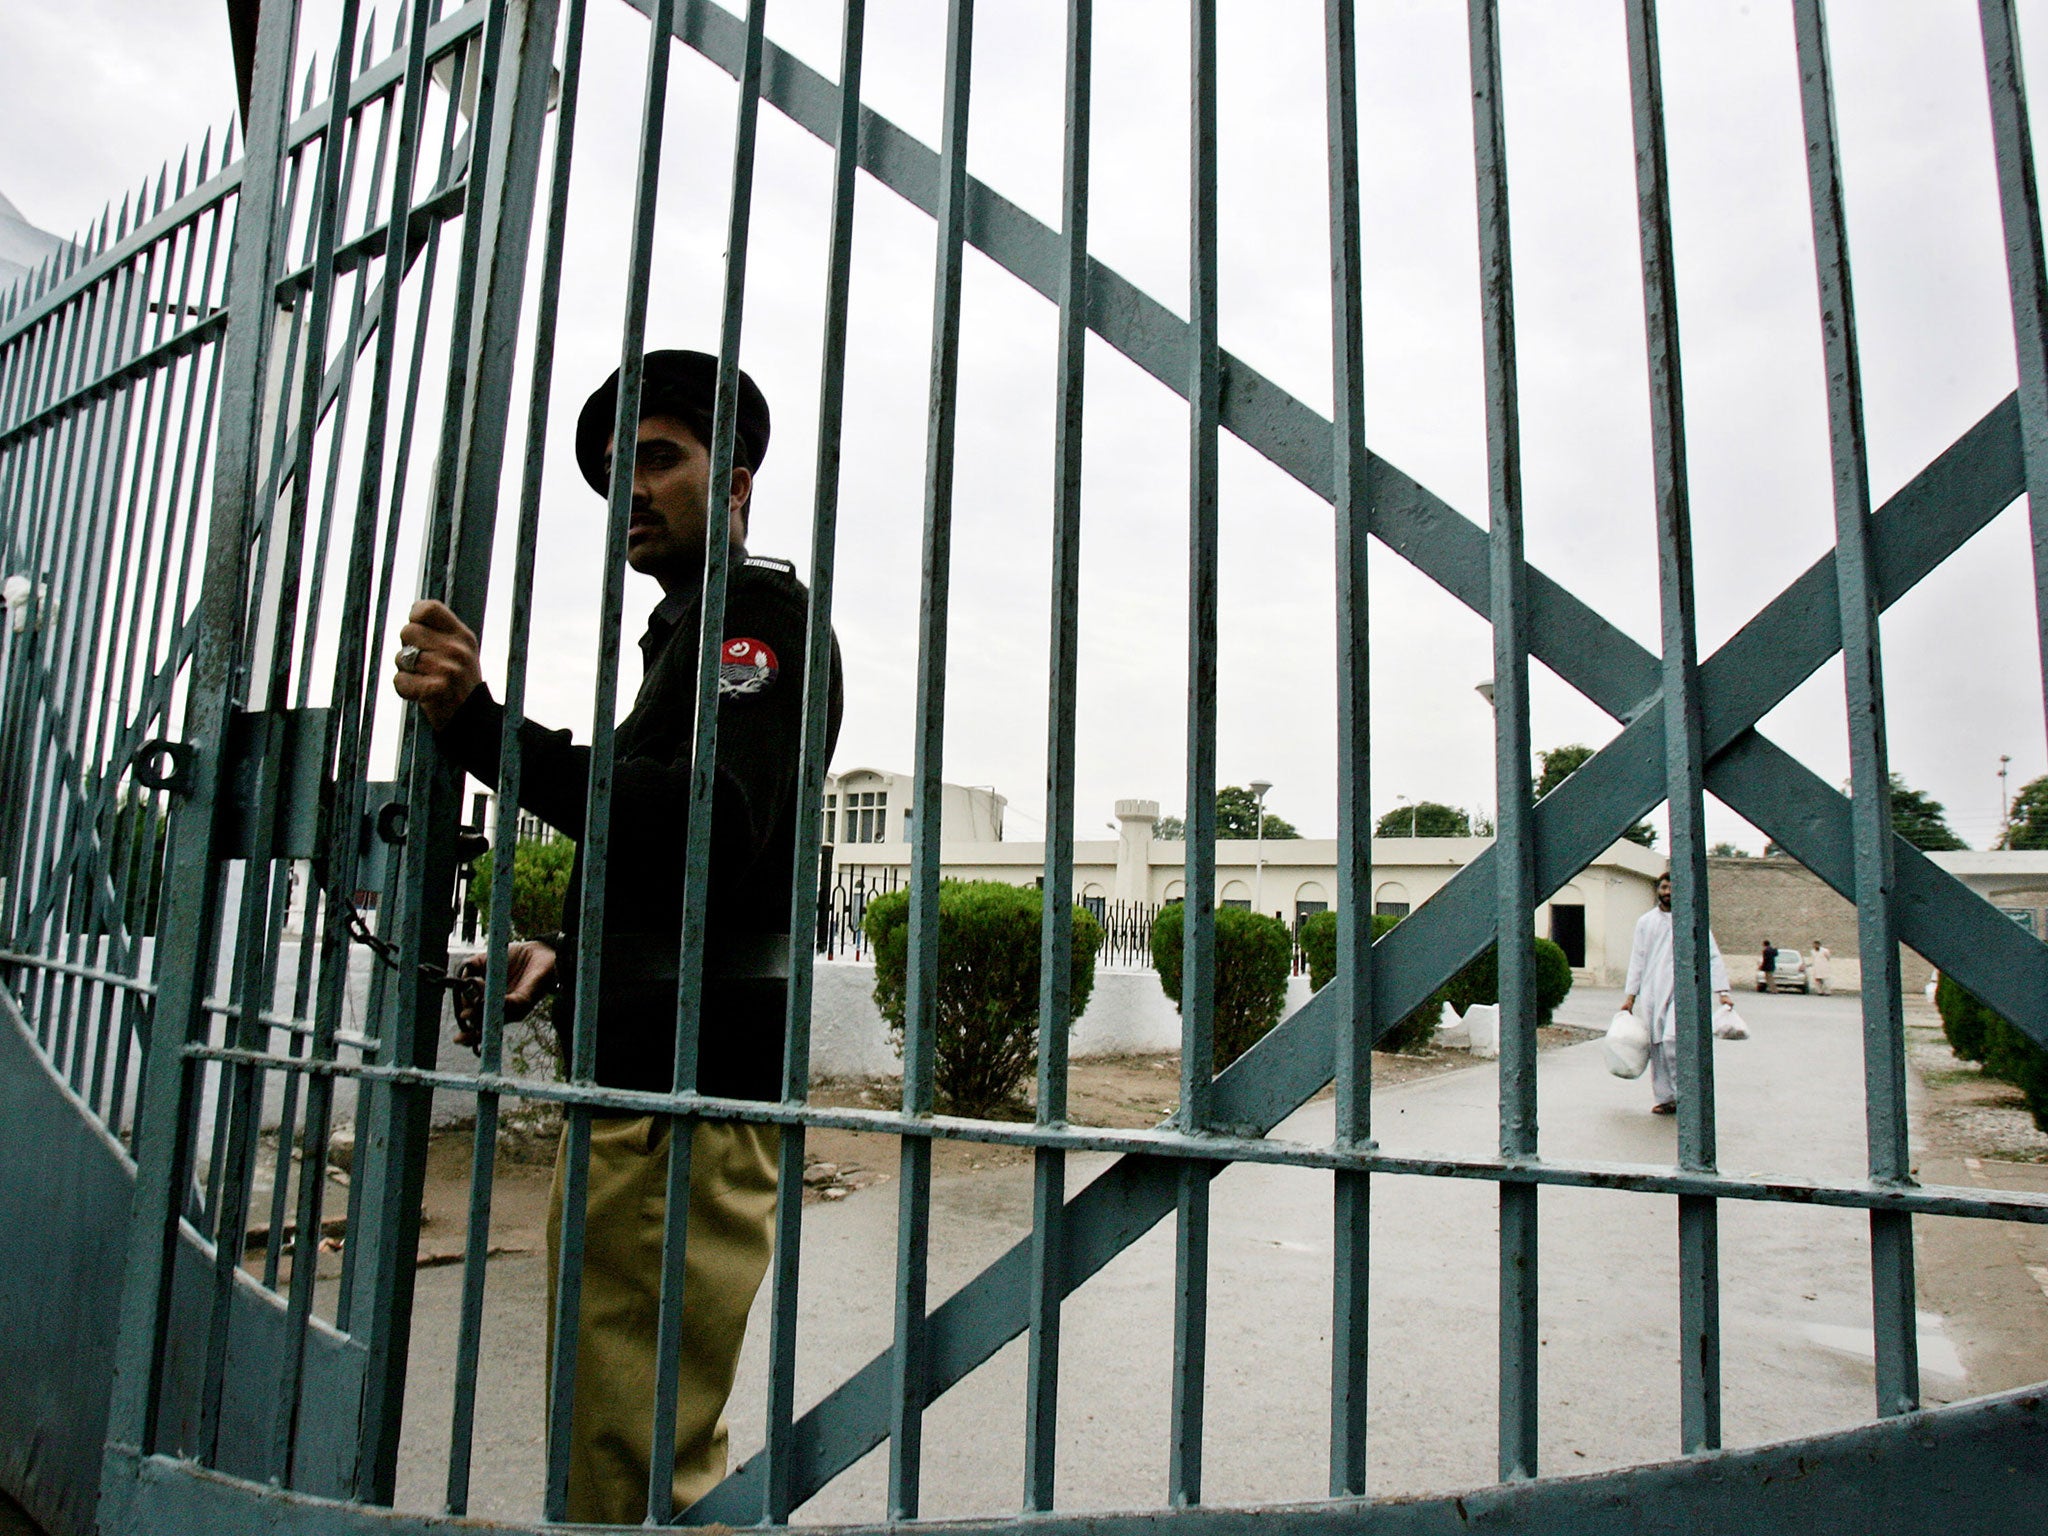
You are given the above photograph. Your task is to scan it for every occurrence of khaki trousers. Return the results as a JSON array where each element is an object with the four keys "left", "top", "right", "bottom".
[{"left": 546, "top": 1115, "right": 780, "bottom": 1525}]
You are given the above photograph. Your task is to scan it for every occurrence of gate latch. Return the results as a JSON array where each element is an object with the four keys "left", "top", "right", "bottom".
[
  {"left": 216, "top": 708, "right": 334, "bottom": 860},
  {"left": 131, "top": 739, "right": 196, "bottom": 796}
]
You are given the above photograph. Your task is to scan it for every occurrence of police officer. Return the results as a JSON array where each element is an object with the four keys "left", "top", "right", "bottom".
[{"left": 392, "top": 349, "right": 843, "bottom": 1523}]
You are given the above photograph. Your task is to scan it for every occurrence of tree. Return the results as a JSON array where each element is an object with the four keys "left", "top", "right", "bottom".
[
  {"left": 1708, "top": 842, "right": 1749, "bottom": 858},
  {"left": 1936, "top": 973, "right": 2048, "bottom": 1131},
  {"left": 1534, "top": 744, "right": 1655, "bottom": 847},
  {"left": 469, "top": 836, "right": 577, "bottom": 938},
  {"left": 2001, "top": 773, "right": 2048, "bottom": 850},
  {"left": 1374, "top": 801, "right": 1470, "bottom": 838},
  {"left": 1154, "top": 786, "right": 1301, "bottom": 842},
  {"left": 1151, "top": 901, "right": 1294, "bottom": 1067},
  {"left": 864, "top": 880, "right": 1104, "bottom": 1117},
  {"left": 1887, "top": 774, "right": 1966, "bottom": 851},
  {"left": 1297, "top": 911, "right": 1575, "bottom": 1052},
  {"left": 1297, "top": 911, "right": 1437, "bottom": 1051}
]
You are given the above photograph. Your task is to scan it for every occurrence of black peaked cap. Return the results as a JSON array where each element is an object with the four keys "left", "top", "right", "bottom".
[{"left": 575, "top": 349, "right": 771, "bottom": 495}]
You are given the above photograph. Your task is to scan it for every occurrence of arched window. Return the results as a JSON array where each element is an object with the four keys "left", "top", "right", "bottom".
[{"left": 1294, "top": 880, "right": 1329, "bottom": 930}]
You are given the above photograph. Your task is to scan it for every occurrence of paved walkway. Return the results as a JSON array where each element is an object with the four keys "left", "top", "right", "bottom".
[{"left": 396, "top": 987, "right": 1989, "bottom": 1524}]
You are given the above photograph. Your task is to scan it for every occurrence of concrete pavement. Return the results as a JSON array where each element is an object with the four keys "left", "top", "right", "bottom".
[{"left": 394, "top": 987, "right": 1998, "bottom": 1524}]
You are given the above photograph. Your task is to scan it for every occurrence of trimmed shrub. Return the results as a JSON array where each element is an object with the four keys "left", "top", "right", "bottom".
[
  {"left": 1938, "top": 974, "right": 2048, "bottom": 1133},
  {"left": 1297, "top": 910, "right": 1574, "bottom": 1055},
  {"left": 864, "top": 880, "right": 1104, "bottom": 1118},
  {"left": 1437, "top": 938, "right": 1574, "bottom": 1026},
  {"left": 1935, "top": 971, "right": 1992, "bottom": 1063},
  {"left": 1297, "top": 910, "right": 1437, "bottom": 1053},
  {"left": 1152, "top": 902, "right": 1295, "bottom": 1068},
  {"left": 1992, "top": 1022, "right": 2048, "bottom": 1134},
  {"left": 469, "top": 836, "right": 576, "bottom": 939}
]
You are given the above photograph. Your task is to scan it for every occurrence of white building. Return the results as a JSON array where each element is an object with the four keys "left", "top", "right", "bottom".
[
  {"left": 823, "top": 793, "right": 1666, "bottom": 985},
  {"left": 823, "top": 766, "right": 1006, "bottom": 846},
  {"left": 0, "top": 189, "right": 70, "bottom": 295}
]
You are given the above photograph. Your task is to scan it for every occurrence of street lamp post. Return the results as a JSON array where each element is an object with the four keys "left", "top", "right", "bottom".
[{"left": 1250, "top": 779, "right": 1272, "bottom": 916}]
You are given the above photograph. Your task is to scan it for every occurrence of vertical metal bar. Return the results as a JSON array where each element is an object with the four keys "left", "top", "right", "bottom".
[
  {"left": 445, "top": 0, "right": 585, "bottom": 1512},
  {"left": 32, "top": 266, "right": 128, "bottom": 1058},
  {"left": 1171, "top": 0, "right": 1219, "bottom": 1508},
  {"left": 0, "top": 323, "right": 63, "bottom": 909},
  {"left": 1025, "top": 0, "right": 1089, "bottom": 1513},
  {"left": 103, "top": 280, "right": 226, "bottom": 1150},
  {"left": 1466, "top": 0, "right": 1540, "bottom": 1482},
  {"left": 544, "top": 0, "right": 673, "bottom": 1517},
  {"left": 204, "top": 12, "right": 370, "bottom": 1464},
  {"left": 1323, "top": 0, "right": 1374, "bottom": 1498},
  {"left": 1980, "top": 0, "right": 2048, "bottom": 764},
  {"left": 355, "top": 0, "right": 561, "bottom": 1500},
  {"left": 763, "top": 3, "right": 866, "bottom": 1518},
  {"left": 890, "top": 0, "right": 974, "bottom": 1518},
  {"left": 338, "top": 32, "right": 483, "bottom": 1357},
  {"left": 289, "top": 69, "right": 389, "bottom": 705},
  {"left": 3, "top": 413, "right": 68, "bottom": 999},
  {"left": 644, "top": 0, "right": 770, "bottom": 1518},
  {"left": 50, "top": 247, "right": 149, "bottom": 1070},
  {"left": 276, "top": 0, "right": 443, "bottom": 1484},
  {"left": 1622, "top": 0, "right": 1722, "bottom": 1453},
  {"left": 202, "top": 13, "right": 368, "bottom": 1466},
  {"left": 68, "top": 234, "right": 167, "bottom": 1021},
  {"left": 101, "top": 213, "right": 208, "bottom": 1035},
  {"left": 1789, "top": 0, "right": 1917, "bottom": 1419},
  {"left": 101, "top": 0, "right": 301, "bottom": 1467},
  {"left": 0, "top": 404, "right": 60, "bottom": 979}
]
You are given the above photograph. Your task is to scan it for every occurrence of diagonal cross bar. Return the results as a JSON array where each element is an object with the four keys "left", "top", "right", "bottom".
[
  {"left": 694, "top": 394, "right": 2039, "bottom": 1520},
  {"left": 650, "top": 0, "right": 2036, "bottom": 1021}
]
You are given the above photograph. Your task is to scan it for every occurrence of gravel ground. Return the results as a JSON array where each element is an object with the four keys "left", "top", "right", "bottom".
[{"left": 1906, "top": 1010, "right": 2048, "bottom": 1165}]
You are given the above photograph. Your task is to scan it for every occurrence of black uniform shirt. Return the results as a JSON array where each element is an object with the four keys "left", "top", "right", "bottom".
[{"left": 437, "top": 551, "right": 844, "bottom": 1100}]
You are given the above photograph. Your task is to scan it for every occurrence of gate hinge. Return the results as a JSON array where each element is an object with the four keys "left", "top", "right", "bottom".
[{"left": 216, "top": 708, "right": 334, "bottom": 860}]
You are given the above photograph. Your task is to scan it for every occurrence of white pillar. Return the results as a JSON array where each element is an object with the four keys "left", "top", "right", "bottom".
[{"left": 1115, "top": 799, "right": 1159, "bottom": 902}]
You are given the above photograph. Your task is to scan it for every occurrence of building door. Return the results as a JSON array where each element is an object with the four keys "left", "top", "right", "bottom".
[{"left": 1551, "top": 904, "right": 1586, "bottom": 968}]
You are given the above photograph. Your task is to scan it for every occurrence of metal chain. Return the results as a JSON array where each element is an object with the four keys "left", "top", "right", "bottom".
[{"left": 322, "top": 873, "right": 466, "bottom": 995}]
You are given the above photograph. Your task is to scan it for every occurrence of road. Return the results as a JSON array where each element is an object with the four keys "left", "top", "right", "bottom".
[{"left": 394, "top": 986, "right": 2023, "bottom": 1525}]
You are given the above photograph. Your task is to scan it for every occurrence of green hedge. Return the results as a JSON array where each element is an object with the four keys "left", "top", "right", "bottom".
[
  {"left": 864, "top": 880, "right": 1104, "bottom": 1118},
  {"left": 1937, "top": 972, "right": 2048, "bottom": 1132},
  {"left": 1152, "top": 902, "right": 1295, "bottom": 1069},
  {"left": 1296, "top": 910, "right": 1574, "bottom": 1054},
  {"left": 469, "top": 835, "right": 576, "bottom": 938}
]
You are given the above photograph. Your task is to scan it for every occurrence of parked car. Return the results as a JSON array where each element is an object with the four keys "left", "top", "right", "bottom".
[{"left": 1757, "top": 947, "right": 1808, "bottom": 993}]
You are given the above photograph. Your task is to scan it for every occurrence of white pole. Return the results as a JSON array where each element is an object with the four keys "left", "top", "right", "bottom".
[{"left": 1250, "top": 779, "right": 1273, "bottom": 915}]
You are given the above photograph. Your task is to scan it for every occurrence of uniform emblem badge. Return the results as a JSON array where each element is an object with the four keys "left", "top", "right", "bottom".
[{"left": 719, "top": 637, "right": 779, "bottom": 696}]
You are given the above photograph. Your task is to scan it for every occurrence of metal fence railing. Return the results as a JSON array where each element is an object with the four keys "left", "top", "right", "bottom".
[{"left": 6, "top": 2, "right": 2048, "bottom": 1533}]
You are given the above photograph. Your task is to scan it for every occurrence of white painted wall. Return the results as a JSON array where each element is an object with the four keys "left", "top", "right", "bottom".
[{"left": 800, "top": 959, "right": 1318, "bottom": 1078}]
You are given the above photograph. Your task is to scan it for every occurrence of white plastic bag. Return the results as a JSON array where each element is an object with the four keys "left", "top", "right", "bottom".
[
  {"left": 1714, "top": 1001, "right": 1750, "bottom": 1040},
  {"left": 1602, "top": 1010, "right": 1651, "bottom": 1078}
]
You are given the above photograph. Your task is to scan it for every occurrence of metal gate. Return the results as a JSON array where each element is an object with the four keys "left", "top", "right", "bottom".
[{"left": 3, "top": 0, "right": 2048, "bottom": 1531}]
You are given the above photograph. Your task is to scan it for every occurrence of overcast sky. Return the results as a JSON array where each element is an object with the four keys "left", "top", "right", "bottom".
[{"left": 5, "top": 0, "right": 2047, "bottom": 854}]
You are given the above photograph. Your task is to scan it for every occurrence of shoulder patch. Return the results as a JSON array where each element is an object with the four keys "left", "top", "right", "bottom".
[
  {"left": 719, "top": 636, "right": 780, "bottom": 697},
  {"left": 742, "top": 555, "right": 796, "bottom": 575}
]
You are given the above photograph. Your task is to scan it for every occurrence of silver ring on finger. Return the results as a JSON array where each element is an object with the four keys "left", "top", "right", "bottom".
[{"left": 396, "top": 644, "right": 423, "bottom": 674}]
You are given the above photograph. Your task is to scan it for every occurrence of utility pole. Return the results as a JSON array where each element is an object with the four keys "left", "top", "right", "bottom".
[
  {"left": 1249, "top": 779, "right": 1272, "bottom": 915},
  {"left": 2001, "top": 754, "right": 2013, "bottom": 844}
]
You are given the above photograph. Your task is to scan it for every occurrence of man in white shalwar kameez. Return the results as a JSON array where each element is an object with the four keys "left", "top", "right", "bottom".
[{"left": 1621, "top": 874, "right": 1732, "bottom": 1114}]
